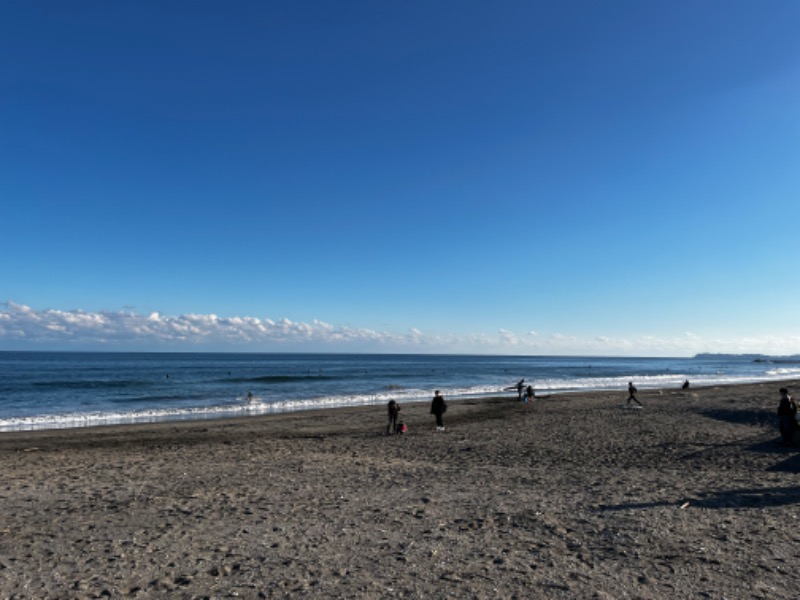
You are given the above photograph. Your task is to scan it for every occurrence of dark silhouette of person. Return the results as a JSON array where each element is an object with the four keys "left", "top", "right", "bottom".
[
  {"left": 682, "top": 380, "right": 690, "bottom": 390},
  {"left": 777, "top": 387, "right": 798, "bottom": 445},
  {"left": 504, "top": 379, "right": 526, "bottom": 399},
  {"left": 386, "top": 400, "right": 400, "bottom": 435},
  {"left": 627, "top": 382, "right": 643, "bottom": 407},
  {"left": 525, "top": 385, "right": 535, "bottom": 402},
  {"left": 431, "top": 390, "right": 447, "bottom": 431},
  {"left": 515, "top": 379, "right": 526, "bottom": 401}
]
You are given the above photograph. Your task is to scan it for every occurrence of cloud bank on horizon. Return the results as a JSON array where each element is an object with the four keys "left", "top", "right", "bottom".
[{"left": 3, "top": 301, "right": 797, "bottom": 357}]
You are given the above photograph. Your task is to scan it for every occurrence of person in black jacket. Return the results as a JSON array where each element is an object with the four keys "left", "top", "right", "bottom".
[
  {"left": 386, "top": 400, "right": 400, "bottom": 435},
  {"left": 431, "top": 390, "right": 447, "bottom": 431},
  {"left": 626, "top": 382, "right": 643, "bottom": 407}
]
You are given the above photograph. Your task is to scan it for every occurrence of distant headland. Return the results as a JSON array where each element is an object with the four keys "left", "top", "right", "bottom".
[{"left": 694, "top": 353, "right": 800, "bottom": 363}]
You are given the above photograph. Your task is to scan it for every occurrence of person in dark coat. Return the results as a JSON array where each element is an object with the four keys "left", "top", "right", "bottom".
[
  {"left": 431, "top": 390, "right": 447, "bottom": 431},
  {"left": 386, "top": 400, "right": 400, "bottom": 435}
]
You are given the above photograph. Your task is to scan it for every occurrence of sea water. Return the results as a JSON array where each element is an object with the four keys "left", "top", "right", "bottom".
[{"left": 0, "top": 352, "right": 798, "bottom": 432}]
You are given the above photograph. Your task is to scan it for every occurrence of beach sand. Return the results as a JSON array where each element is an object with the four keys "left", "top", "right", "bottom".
[{"left": 1, "top": 381, "right": 800, "bottom": 599}]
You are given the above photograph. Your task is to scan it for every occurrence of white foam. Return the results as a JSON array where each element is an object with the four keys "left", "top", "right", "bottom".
[
  {"left": 766, "top": 367, "right": 800, "bottom": 377},
  {"left": 1, "top": 368, "right": 797, "bottom": 433}
]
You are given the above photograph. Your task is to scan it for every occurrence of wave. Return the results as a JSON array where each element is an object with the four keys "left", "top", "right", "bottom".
[
  {"left": 32, "top": 380, "right": 151, "bottom": 390},
  {"left": 3, "top": 366, "right": 799, "bottom": 433},
  {"left": 766, "top": 367, "right": 800, "bottom": 377},
  {"left": 108, "top": 393, "right": 209, "bottom": 405},
  {"left": 226, "top": 375, "right": 340, "bottom": 384}
]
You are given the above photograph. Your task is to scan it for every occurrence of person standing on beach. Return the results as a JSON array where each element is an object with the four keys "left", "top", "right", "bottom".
[
  {"left": 627, "top": 382, "right": 643, "bottom": 407},
  {"left": 431, "top": 390, "right": 447, "bottom": 431},
  {"left": 777, "top": 388, "right": 798, "bottom": 445},
  {"left": 525, "top": 385, "right": 535, "bottom": 403},
  {"left": 386, "top": 400, "right": 400, "bottom": 435}
]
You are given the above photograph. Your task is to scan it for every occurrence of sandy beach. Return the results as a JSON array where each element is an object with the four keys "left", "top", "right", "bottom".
[{"left": 1, "top": 380, "right": 799, "bottom": 599}]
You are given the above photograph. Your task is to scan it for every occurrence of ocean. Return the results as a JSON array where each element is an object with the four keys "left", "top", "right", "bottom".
[{"left": 1, "top": 352, "right": 798, "bottom": 432}]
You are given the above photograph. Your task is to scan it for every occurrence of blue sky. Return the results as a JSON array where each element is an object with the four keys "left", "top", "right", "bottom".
[{"left": 2, "top": 1, "right": 799, "bottom": 355}]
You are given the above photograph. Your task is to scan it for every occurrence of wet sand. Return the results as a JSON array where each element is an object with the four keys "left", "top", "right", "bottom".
[{"left": 1, "top": 380, "right": 799, "bottom": 598}]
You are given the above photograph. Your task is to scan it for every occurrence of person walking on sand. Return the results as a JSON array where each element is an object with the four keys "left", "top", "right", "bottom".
[
  {"left": 627, "top": 381, "right": 643, "bottom": 407},
  {"left": 386, "top": 399, "right": 400, "bottom": 435},
  {"left": 777, "top": 387, "right": 798, "bottom": 445},
  {"left": 431, "top": 390, "right": 447, "bottom": 431}
]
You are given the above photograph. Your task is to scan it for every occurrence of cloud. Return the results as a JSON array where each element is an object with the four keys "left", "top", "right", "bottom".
[
  {"left": 0, "top": 302, "right": 404, "bottom": 350},
  {"left": 2, "top": 302, "right": 502, "bottom": 352},
  {"left": 2, "top": 301, "right": 800, "bottom": 356},
  {"left": 498, "top": 329, "right": 523, "bottom": 345}
]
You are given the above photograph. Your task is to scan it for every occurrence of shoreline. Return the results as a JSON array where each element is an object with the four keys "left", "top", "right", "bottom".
[
  {"left": 2, "top": 379, "right": 800, "bottom": 597},
  {"left": 0, "top": 378, "right": 795, "bottom": 442},
  {"left": 3, "top": 350, "right": 796, "bottom": 434},
  {"left": 2, "top": 376, "right": 797, "bottom": 438}
]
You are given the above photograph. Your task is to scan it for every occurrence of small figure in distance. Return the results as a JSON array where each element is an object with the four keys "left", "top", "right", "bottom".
[
  {"left": 777, "top": 387, "right": 799, "bottom": 445},
  {"left": 386, "top": 400, "right": 400, "bottom": 435},
  {"left": 627, "top": 381, "right": 643, "bottom": 407},
  {"left": 246, "top": 390, "right": 254, "bottom": 402},
  {"left": 431, "top": 390, "right": 447, "bottom": 431},
  {"left": 503, "top": 378, "right": 525, "bottom": 399},
  {"left": 525, "top": 385, "right": 535, "bottom": 403},
  {"left": 682, "top": 380, "right": 690, "bottom": 390}
]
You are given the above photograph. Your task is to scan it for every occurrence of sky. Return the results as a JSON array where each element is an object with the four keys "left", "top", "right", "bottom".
[{"left": 2, "top": 1, "right": 799, "bottom": 356}]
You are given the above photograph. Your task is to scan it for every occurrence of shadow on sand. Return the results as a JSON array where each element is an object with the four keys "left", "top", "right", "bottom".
[
  {"left": 699, "top": 406, "right": 800, "bottom": 468},
  {"left": 698, "top": 406, "right": 775, "bottom": 428},
  {"left": 599, "top": 484, "right": 800, "bottom": 512},
  {"left": 598, "top": 406, "right": 800, "bottom": 511}
]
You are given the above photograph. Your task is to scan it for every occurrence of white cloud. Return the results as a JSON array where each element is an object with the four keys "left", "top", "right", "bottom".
[
  {"left": 2, "top": 301, "right": 800, "bottom": 356},
  {"left": 0, "top": 302, "right": 430, "bottom": 351},
  {"left": 498, "top": 329, "right": 520, "bottom": 345}
]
